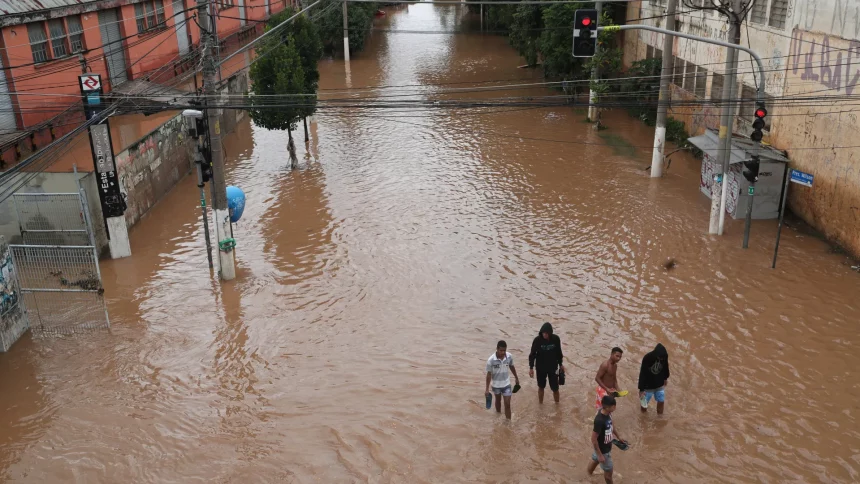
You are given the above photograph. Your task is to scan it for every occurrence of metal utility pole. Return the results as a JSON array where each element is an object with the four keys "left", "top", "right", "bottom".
[
  {"left": 197, "top": 0, "right": 236, "bottom": 281},
  {"left": 742, "top": 183, "right": 755, "bottom": 248},
  {"left": 650, "top": 0, "right": 677, "bottom": 177},
  {"left": 711, "top": 8, "right": 742, "bottom": 235},
  {"left": 587, "top": 1, "right": 603, "bottom": 122},
  {"left": 343, "top": 1, "right": 350, "bottom": 62}
]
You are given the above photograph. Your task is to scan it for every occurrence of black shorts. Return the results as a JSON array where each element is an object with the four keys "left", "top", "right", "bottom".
[{"left": 536, "top": 367, "right": 559, "bottom": 391}]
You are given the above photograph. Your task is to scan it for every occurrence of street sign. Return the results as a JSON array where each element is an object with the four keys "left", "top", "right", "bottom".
[
  {"left": 748, "top": 186, "right": 755, "bottom": 195},
  {"left": 89, "top": 124, "right": 126, "bottom": 218},
  {"left": 79, "top": 74, "right": 101, "bottom": 92},
  {"left": 790, "top": 169, "right": 814, "bottom": 187}
]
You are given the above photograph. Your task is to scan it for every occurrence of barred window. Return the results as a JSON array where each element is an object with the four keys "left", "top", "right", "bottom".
[
  {"left": 684, "top": 62, "right": 696, "bottom": 92},
  {"left": 711, "top": 72, "right": 724, "bottom": 102},
  {"left": 67, "top": 15, "right": 84, "bottom": 53},
  {"left": 750, "top": 0, "right": 768, "bottom": 24},
  {"left": 768, "top": 0, "right": 787, "bottom": 29},
  {"left": 673, "top": 57, "right": 685, "bottom": 86},
  {"left": 695, "top": 67, "right": 708, "bottom": 98},
  {"left": 136, "top": 0, "right": 167, "bottom": 33},
  {"left": 48, "top": 19, "right": 68, "bottom": 58},
  {"left": 27, "top": 23, "right": 49, "bottom": 63}
]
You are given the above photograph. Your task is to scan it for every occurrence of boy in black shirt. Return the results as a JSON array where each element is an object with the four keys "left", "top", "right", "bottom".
[{"left": 587, "top": 395, "right": 626, "bottom": 484}]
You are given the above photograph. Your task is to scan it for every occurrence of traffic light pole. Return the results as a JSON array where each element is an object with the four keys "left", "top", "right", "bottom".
[
  {"left": 650, "top": 0, "right": 677, "bottom": 178},
  {"left": 198, "top": 0, "right": 236, "bottom": 281},
  {"left": 742, "top": 182, "right": 755, "bottom": 248},
  {"left": 587, "top": 1, "right": 603, "bottom": 122}
]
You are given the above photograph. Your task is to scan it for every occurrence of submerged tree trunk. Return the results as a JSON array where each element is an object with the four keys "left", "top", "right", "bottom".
[
  {"left": 303, "top": 117, "right": 309, "bottom": 143},
  {"left": 287, "top": 128, "right": 298, "bottom": 170}
]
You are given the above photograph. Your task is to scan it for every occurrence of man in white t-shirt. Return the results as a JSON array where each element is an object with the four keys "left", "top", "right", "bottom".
[{"left": 485, "top": 340, "right": 520, "bottom": 419}]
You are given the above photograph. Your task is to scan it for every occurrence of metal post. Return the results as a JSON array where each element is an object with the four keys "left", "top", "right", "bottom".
[
  {"left": 480, "top": 3, "right": 483, "bottom": 32},
  {"left": 343, "top": 0, "right": 350, "bottom": 62},
  {"left": 195, "top": 150, "right": 214, "bottom": 269},
  {"left": 742, "top": 184, "right": 754, "bottom": 248},
  {"left": 772, "top": 164, "right": 791, "bottom": 268},
  {"left": 587, "top": 1, "right": 603, "bottom": 122},
  {"left": 650, "top": 0, "right": 677, "bottom": 178},
  {"left": 198, "top": 0, "right": 236, "bottom": 281}
]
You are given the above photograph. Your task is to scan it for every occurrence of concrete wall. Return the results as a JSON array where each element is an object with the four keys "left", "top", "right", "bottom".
[
  {"left": 770, "top": 25, "right": 860, "bottom": 256},
  {"left": 114, "top": 112, "right": 195, "bottom": 228}
]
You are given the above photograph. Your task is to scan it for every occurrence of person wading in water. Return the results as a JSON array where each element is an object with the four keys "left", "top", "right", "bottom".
[
  {"left": 528, "top": 322, "right": 565, "bottom": 404},
  {"left": 595, "top": 347, "right": 623, "bottom": 408}
]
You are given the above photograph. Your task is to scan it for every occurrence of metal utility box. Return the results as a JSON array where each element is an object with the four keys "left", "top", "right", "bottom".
[{"left": 688, "top": 129, "right": 790, "bottom": 220}]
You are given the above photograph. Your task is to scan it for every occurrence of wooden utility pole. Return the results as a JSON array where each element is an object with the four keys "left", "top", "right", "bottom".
[{"left": 197, "top": 0, "right": 236, "bottom": 280}]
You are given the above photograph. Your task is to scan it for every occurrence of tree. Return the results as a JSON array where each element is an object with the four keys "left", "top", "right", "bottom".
[
  {"left": 249, "top": 33, "right": 307, "bottom": 167},
  {"left": 313, "top": 0, "right": 378, "bottom": 54},
  {"left": 250, "top": 9, "right": 324, "bottom": 165}
]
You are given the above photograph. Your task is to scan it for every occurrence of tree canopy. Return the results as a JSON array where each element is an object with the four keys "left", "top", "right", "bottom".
[{"left": 249, "top": 9, "right": 324, "bottom": 132}]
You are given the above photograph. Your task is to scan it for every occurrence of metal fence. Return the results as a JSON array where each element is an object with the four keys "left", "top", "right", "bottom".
[
  {"left": 13, "top": 193, "right": 94, "bottom": 247},
  {"left": 9, "top": 245, "right": 109, "bottom": 335}
]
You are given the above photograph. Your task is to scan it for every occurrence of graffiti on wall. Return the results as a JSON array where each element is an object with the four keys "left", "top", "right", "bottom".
[
  {"left": 793, "top": 0, "right": 860, "bottom": 38},
  {"left": 787, "top": 28, "right": 860, "bottom": 94},
  {"left": 114, "top": 114, "right": 190, "bottom": 227}
]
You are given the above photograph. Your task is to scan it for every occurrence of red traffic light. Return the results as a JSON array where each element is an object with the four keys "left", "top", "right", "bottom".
[
  {"left": 582, "top": 17, "right": 592, "bottom": 26},
  {"left": 754, "top": 107, "right": 767, "bottom": 118}
]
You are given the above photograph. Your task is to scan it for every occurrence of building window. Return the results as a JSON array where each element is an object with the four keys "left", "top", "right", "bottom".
[
  {"left": 655, "top": 48, "right": 663, "bottom": 61},
  {"left": 48, "top": 19, "right": 69, "bottom": 58},
  {"left": 684, "top": 62, "right": 696, "bottom": 92},
  {"left": 217, "top": 0, "right": 236, "bottom": 10},
  {"left": 28, "top": 23, "right": 50, "bottom": 63},
  {"left": 750, "top": 0, "right": 768, "bottom": 24},
  {"left": 768, "top": 0, "right": 787, "bottom": 29},
  {"left": 740, "top": 85, "right": 773, "bottom": 130},
  {"left": 27, "top": 16, "right": 85, "bottom": 63},
  {"left": 67, "top": 15, "right": 84, "bottom": 53},
  {"left": 646, "top": 45, "right": 654, "bottom": 59},
  {"left": 711, "top": 73, "right": 724, "bottom": 102},
  {"left": 673, "top": 57, "right": 685, "bottom": 86},
  {"left": 135, "top": 0, "right": 167, "bottom": 33},
  {"left": 695, "top": 67, "right": 708, "bottom": 98}
]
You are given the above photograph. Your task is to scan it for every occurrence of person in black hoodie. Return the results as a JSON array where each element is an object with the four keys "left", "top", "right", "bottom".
[
  {"left": 528, "top": 322, "right": 566, "bottom": 403},
  {"left": 638, "top": 343, "right": 670, "bottom": 414}
]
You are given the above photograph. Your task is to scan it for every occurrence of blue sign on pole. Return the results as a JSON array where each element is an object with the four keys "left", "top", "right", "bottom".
[{"left": 790, "top": 169, "right": 814, "bottom": 187}]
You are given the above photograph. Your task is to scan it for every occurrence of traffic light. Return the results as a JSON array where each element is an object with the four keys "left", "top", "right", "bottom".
[
  {"left": 743, "top": 156, "right": 760, "bottom": 183},
  {"left": 750, "top": 105, "right": 767, "bottom": 142},
  {"left": 573, "top": 9, "right": 598, "bottom": 57}
]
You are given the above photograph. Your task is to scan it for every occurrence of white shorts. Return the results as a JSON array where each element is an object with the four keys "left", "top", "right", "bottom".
[{"left": 492, "top": 385, "right": 512, "bottom": 397}]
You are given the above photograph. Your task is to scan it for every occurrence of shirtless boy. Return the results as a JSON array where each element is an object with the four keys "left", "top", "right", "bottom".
[{"left": 594, "top": 347, "right": 623, "bottom": 408}]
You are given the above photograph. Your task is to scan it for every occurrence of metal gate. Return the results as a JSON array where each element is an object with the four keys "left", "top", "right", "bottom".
[
  {"left": 9, "top": 245, "right": 109, "bottom": 335},
  {"left": 7, "top": 191, "right": 108, "bottom": 335},
  {"left": 13, "top": 193, "right": 95, "bottom": 246}
]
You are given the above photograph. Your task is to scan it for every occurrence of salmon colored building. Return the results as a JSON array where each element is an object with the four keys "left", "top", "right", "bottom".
[{"left": 0, "top": 0, "right": 291, "bottom": 166}]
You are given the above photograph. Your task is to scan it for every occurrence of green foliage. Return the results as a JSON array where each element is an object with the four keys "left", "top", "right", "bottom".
[
  {"left": 250, "top": 34, "right": 306, "bottom": 132},
  {"left": 509, "top": 5, "right": 543, "bottom": 66},
  {"left": 314, "top": 0, "right": 378, "bottom": 54},
  {"left": 250, "top": 9, "right": 323, "bottom": 132},
  {"left": 618, "top": 58, "right": 662, "bottom": 123},
  {"left": 665, "top": 117, "right": 690, "bottom": 146}
]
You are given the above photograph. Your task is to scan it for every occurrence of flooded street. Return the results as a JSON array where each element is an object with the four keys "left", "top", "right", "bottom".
[{"left": 2, "top": 4, "right": 860, "bottom": 483}]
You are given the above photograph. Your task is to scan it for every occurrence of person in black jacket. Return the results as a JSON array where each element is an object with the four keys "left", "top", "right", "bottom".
[
  {"left": 638, "top": 343, "right": 670, "bottom": 414},
  {"left": 528, "top": 322, "right": 566, "bottom": 403}
]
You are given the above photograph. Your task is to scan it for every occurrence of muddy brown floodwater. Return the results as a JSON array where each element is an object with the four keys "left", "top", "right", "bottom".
[{"left": 2, "top": 4, "right": 860, "bottom": 483}]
